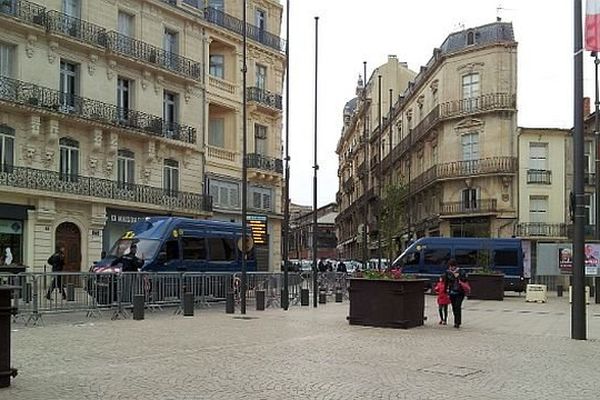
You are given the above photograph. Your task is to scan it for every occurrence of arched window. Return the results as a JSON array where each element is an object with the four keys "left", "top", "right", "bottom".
[
  {"left": 0, "top": 124, "right": 15, "bottom": 173},
  {"left": 59, "top": 137, "right": 79, "bottom": 182}
]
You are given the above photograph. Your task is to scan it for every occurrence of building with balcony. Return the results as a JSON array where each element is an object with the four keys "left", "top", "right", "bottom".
[
  {"left": 336, "top": 22, "right": 519, "bottom": 261},
  {"left": 289, "top": 202, "right": 338, "bottom": 261},
  {"left": 0, "top": 0, "right": 284, "bottom": 272}
]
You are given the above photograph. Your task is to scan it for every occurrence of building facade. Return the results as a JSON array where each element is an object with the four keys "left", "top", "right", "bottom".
[
  {"left": 336, "top": 22, "right": 519, "bottom": 261},
  {"left": 0, "top": 0, "right": 284, "bottom": 271},
  {"left": 289, "top": 202, "right": 338, "bottom": 261}
]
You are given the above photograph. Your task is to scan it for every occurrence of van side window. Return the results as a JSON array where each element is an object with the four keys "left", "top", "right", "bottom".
[
  {"left": 455, "top": 249, "right": 477, "bottom": 267},
  {"left": 182, "top": 237, "right": 206, "bottom": 260},
  {"left": 424, "top": 248, "right": 450, "bottom": 266},
  {"left": 405, "top": 252, "right": 420, "bottom": 265},
  {"left": 208, "top": 238, "right": 235, "bottom": 261},
  {"left": 165, "top": 240, "right": 180, "bottom": 261},
  {"left": 494, "top": 249, "right": 518, "bottom": 266}
]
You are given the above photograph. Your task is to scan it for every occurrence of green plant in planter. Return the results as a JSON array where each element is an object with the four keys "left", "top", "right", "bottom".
[
  {"left": 474, "top": 248, "right": 502, "bottom": 275},
  {"left": 358, "top": 268, "right": 416, "bottom": 280}
]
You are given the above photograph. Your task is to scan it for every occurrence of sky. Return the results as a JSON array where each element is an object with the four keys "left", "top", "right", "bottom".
[{"left": 283, "top": 0, "right": 596, "bottom": 208}]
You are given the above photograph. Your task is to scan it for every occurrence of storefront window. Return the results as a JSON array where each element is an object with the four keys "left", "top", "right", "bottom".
[{"left": 0, "top": 218, "right": 23, "bottom": 265}]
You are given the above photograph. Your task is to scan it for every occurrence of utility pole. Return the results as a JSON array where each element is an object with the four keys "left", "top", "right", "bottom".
[
  {"left": 241, "top": 0, "right": 248, "bottom": 315},
  {"left": 281, "top": 0, "right": 290, "bottom": 311},
  {"left": 377, "top": 75, "right": 382, "bottom": 270},
  {"left": 312, "top": 16, "right": 319, "bottom": 308},
  {"left": 362, "top": 61, "right": 369, "bottom": 271}
]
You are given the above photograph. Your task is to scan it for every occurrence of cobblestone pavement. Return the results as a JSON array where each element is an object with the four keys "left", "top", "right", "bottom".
[{"left": 5, "top": 293, "right": 600, "bottom": 400}]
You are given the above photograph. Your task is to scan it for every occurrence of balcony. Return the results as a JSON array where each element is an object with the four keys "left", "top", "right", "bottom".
[
  {"left": 515, "top": 223, "right": 568, "bottom": 238},
  {"left": 45, "top": 10, "right": 106, "bottom": 48},
  {"left": 246, "top": 153, "right": 283, "bottom": 174},
  {"left": 0, "top": 0, "right": 46, "bottom": 28},
  {"left": 343, "top": 177, "right": 355, "bottom": 193},
  {"left": 0, "top": 76, "right": 196, "bottom": 144},
  {"left": 357, "top": 162, "right": 367, "bottom": 179},
  {"left": 412, "top": 105, "right": 440, "bottom": 143},
  {"left": 527, "top": 169, "right": 552, "bottom": 185},
  {"left": 440, "top": 199, "right": 497, "bottom": 216},
  {"left": 439, "top": 93, "right": 516, "bottom": 119},
  {"left": 206, "top": 145, "right": 236, "bottom": 162},
  {"left": 204, "top": 7, "right": 286, "bottom": 53},
  {"left": 0, "top": 165, "right": 212, "bottom": 213},
  {"left": 208, "top": 75, "right": 236, "bottom": 96},
  {"left": 247, "top": 87, "right": 283, "bottom": 112}
]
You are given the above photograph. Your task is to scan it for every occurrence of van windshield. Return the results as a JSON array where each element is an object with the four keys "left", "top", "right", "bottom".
[{"left": 109, "top": 239, "right": 160, "bottom": 261}]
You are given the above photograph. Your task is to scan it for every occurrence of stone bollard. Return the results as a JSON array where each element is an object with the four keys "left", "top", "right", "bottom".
[
  {"left": 256, "top": 290, "right": 266, "bottom": 311},
  {"left": 67, "top": 283, "right": 75, "bottom": 302},
  {"left": 226, "top": 292, "right": 235, "bottom": 314},
  {"left": 335, "top": 288, "right": 343, "bottom": 303},
  {"left": 0, "top": 286, "right": 18, "bottom": 388},
  {"left": 183, "top": 292, "right": 194, "bottom": 317},
  {"left": 300, "top": 289, "right": 310, "bottom": 306},
  {"left": 557, "top": 285, "right": 564, "bottom": 297},
  {"left": 133, "top": 294, "right": 145, "bottom": 321},
  {"left": 318, "top": 289, "right": 327, "bottom": 304}
]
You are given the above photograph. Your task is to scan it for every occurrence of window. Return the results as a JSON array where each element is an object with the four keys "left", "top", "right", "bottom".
[
  {"left": 584, "top": 140, "right": 593, "bottom": 174},
  {"left": 256, "top": 64, "right": 267, "bottom": 90},
  {"left": 0, "top": 43, "right": 14, "bottom": 77},
  {"left": 209, "top": 0, "right": 224, "bottom": 10},
  {"left": 455, "top": 248, "right": 478, "bottom": 267},
  {"left": 0, "top": 125, "right": 14, "bottom": 173},
  {"left": 208, "top": 118, "right": 225, "bottom": 148},
  {"left": 493, "top": 249, "right": 518, "bottom": 267},
  {"left": 182, "top": 237, "right": 207, "bottom": 260},
  {"left": 63, "top": 0, "right": 80, "bottom": 17},
  {"left": 432, "top": 143, "right": 438, "bottom": 165},
  {"left": 117, "top": 149, "right": 135, "bottom": 187},
  {"left": 117, "top": 77, "right": 132, "bottom": 121},
  {"left": 209, "top": 55, "right": 224, "bottom": 78},
  {"left": 584, "top": 193, "right": 595, "bottom": 225},
  {"left": 254, "top": 124, "right": 267, "bottom": 155},
  {"left": 462, "top": 188, "right": 478, "bottom": 210},
  {"left": 164, "top": 29, "right": 178, "bottom": 54},
  {"left": 255, "top": 9, "right": 266, "bottom": 31},
  {"left": 424, "top": 248, "right": 450, "bottom": 266},
  {"left": 462, "top": 73, "right": 480, "bottom": 111},
  {"left": 208, "top": 238, "right": 235, "bottom": 261},
  {"left": 59, "top": 137, "right": 79, "bottom": 182},
  {"left": 461, "top": 132, "right": 479, "bottom": 162},
  {"left": 529, "top": 196, "right": 548, "bottom": 223},
  {"left": 467, "top": 30, "right": 475, "bottom": 45},
  {"left": 118, "top": 11, "right": 134, "bottom": 37},
  {"left": 529, "top": 142, "right": 548, "bottom": 170},
  {"left": 163, "top": 159, "right": 179, "bottom": 195},
  {"left": 59, "top": 60, "right": 78, "bottom": 111},
  {"left": 160, "top": 239, "right": 179, "bottom": 262},
  {"left": 163, "top": 91, "right": 178, "bottom": 136},
  {"left": 209, "top": 179, "right": 240, "bottom": 209},
  {"left": 250, "top": 186, "right": 272, "bottom": 211},
  {"left": 0, "top": 0, "right": 16, "bottom": 14}
]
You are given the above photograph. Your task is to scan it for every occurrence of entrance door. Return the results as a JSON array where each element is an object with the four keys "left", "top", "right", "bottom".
[{"left": 55, "top": 222, "right": 81, "bottom": 272}]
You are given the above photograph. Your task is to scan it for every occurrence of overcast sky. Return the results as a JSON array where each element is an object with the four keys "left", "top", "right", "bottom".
[{"left": 283, "top": 0, "right": 595, "bottom": 208}]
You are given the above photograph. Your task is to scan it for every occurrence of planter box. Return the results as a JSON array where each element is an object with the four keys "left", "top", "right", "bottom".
[
  {"left": 467, "top": 273, "right": 504, "bottom": 301},
  {"left": 347, "top": 278, "right": 426, "bottom": 329}
]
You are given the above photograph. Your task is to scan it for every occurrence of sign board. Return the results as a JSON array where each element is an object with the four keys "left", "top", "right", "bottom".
[
  {"left": 558, "top": 243, "right": 600, "bottom": 276},
  {"left": 237, "top": 236, "right": 254, "bottom": 253},
  {"left": 246, "top": 214, "right": 268, "bottom": 246}
]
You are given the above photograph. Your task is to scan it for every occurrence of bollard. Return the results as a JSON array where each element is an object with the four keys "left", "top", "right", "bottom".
[
  {"left": 596, "top": 277, "right": 600, "bottom": 304},
  {"left": 0, "top": 287, "right": 18, "bottom": 388},
  {"left": 557, "top": 285, "right": 563, "bottom": 297},
  {"left": 226, "top": 292, "right": 235, "bottom": 314},
  {"left": 335, "top": 288, "right": 343, "bottom": 303},
  {"left": 132, "top": 294, "right": 145, "bottom": 321},
  {"left": 183, "top": 292, "right": 194, "bottom": 317},
  {"left": 256, "top": 290, "right": 266, "bottom": 311},
  {"left": 24, "top": 283, "right": 32, "bottom": 304},
  {"left": 318, "top": 289, "right": 327, "bottom": 304},
  {"left": 67, "top": 283, "right": 75, "bottom": 302},
  {"left": 300, "top": 288, "right": 310, "bottom": 306}
]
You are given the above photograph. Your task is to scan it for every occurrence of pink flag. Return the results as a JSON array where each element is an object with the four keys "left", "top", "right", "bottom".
[{"left": 586, "top": 0, "right": 600, "bottom": 51}]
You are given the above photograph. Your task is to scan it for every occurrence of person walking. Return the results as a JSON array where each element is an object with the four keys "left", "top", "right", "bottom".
[
  {"left": 445, "top": 259, "right": 470, "bottom": 329},
  {"left": 336, "top": 260, "right": 347, "bottom": 273},
  {"left": 46, "top": 246, "right": 67, "bottom": 300},
  {"left": 434, "top": 274, "right": 451, "bottom": 325}
]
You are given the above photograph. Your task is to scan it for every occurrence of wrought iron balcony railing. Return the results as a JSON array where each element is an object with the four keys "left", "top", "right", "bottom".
[
  {"left": 515, "top": 223, "right": 568, "bottom": 238},
  {"left": 527, "top": 169, "right": 552, "bottom": 185},
  {"left": 246, "top": 153, "right": 283, "bottom": 174},
  {"left": 246, "top": 87, "right": 283, "bottom": 111},
  {"left": 440, "top": 199, "right": 497, "bottom": 216},
  {"left": 0, "top": 0, "right": 45, "bottom": 26},
  {"left": 45, "top": 10, "right": 107, "bottom": 47},
  {"left": 0, "top": 76, "right": 196, "bottom": 144},
  {"left": 105, "top": 32, "right": 202, "bottom": 79},
  {"left": 204, "top": 7, "right": 285, "bottom": 52},
  {"left": 0, "top": 165, "right": 212, "bottom": 213}
]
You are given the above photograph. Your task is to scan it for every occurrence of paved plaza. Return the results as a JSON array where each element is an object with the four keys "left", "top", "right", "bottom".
[{"left": 5, "top": 294, "right": 600, "bottom": 399}]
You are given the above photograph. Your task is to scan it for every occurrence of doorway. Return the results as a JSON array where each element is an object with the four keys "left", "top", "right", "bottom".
[{"left": 55, "top": 222, "right": 81, "bottom": 272}]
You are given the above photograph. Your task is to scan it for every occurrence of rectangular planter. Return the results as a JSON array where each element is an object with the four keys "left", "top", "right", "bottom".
[
  {"left": 347, "top": 278, "right": 426, "bottom": 329},
  {"left": 467, "top": 273, "right": 504, "bottom": 301}
]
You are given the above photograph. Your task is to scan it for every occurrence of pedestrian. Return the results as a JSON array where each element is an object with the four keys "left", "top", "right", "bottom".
[
  {"left": 445, "top": 258, "right": 470, "bottom": 328},
  {"left": 434, "top": 274, "right": 450, "bottom": 325},
  {"left": 120, "top": 243, "right": 143, "bottom": 272},
  {"left": 337, "top": 260, "right": 347, "bottom": 273},
  {"left": 318, "top": 259, "right": 327, "bottom": 273},
  {"left": 46, "top": 246, "right": 67, "bottom": 300}
]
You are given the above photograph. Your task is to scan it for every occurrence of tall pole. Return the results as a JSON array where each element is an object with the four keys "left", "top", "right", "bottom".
[
  {"left": 594, "top": 52, "right": 600, "bottom": 241},
  {"left": 312, "top": 16, "right": 319, "bottom": 308},
  {"left": 377, "top": 75, "right": 382, "bottom": 270},
  {"left": 281, "top": 0, "right": 290, "bottom": 311},
  {"left": 362, "top": 61, "right": 368, "bottom": 270},
  {"left": 389, "top": 89, "right": 393, "bottom": 154},
  {"left": 241, "top": 0, "right": 248, "bottom": 315},
  {"left": 573, "top": 0, "right": 586, "bottom": 340}
]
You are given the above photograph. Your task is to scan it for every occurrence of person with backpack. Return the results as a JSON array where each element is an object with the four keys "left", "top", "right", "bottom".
[
  {"left": 445, "top": 258, "right": 470, "bottom": 329},
  {"left": 434, "top": 274, "right": 451, "bottom": 325},
  {"left": 46, "top": 246, "right": 67, "bottom": 300}
]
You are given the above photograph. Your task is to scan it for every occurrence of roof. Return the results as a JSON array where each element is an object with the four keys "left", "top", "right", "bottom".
[
  {"left": 343, "top": 97, "right": 358, "bottom": 115},
  {"left": 317, "top": 213, "right": 338, "bottom": 225},
  {"left": 440, "top": 22, "right": 515, "bottom": 55}
]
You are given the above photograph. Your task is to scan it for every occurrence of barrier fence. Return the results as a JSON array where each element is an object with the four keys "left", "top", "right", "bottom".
[{"left": 0, "top": 271, "right": 353, "bottom": 324}]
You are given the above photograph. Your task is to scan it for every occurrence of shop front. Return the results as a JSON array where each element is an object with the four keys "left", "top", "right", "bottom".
[{"left": 0, "top": 204, "right": 33, "bottom": 265}]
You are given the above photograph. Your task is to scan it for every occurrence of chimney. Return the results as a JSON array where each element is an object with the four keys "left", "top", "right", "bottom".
[{"left": 584, "top": 97, "right": 591, "bottom": 117}]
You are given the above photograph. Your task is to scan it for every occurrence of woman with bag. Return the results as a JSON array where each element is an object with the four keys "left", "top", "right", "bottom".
[{"left": 445, "top": 259, "right": 471, "bottom": 329}]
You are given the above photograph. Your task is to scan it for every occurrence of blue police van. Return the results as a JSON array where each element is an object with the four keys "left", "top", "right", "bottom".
[{"left": 392, "top": 237, "right": 526, "bottom": 292}]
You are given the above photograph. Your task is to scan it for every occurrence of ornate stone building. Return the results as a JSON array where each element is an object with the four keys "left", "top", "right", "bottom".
[{"left": 0, "top": 0, "right": 284, "bottom": 271}]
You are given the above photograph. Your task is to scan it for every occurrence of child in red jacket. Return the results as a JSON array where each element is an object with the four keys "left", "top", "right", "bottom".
[{"left": 434, "top": 275, "right": 451, "bottom": 325}]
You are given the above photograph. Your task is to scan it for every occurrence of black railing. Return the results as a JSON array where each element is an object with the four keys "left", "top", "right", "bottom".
[
  {"left": 246, "top": 153, "right": 283, "bottom": 174},
  {"left": 0, "top": 165, "right": 212, "bottom": 212},
  {"left": 204, "top": 7, "right": 285, "bottom": 52},
  {"left": 0, "top": 76, "right": 196, "bottom": 144},
  {"left": 440, "top": 199, "right": 497, "bottom": 216},
  {"left": 527, "top": 169, "right": 552, "bottom": 184},
  {"left": 515, "top": 223, "right": 568, "bottom": 238},
  {"left": 45, "top": 10, "right": 107, "bottom": 47},
  {"left": 106, "top": 32, "right": 201, "bottom": 79},
  {"left": 247, "top": 87, "right": 283, "bottom": 111},
  {"left": 0, "top": 0, "right": 46, "bottom": 26}
]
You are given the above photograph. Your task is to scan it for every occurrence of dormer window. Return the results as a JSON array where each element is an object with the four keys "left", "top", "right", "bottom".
[{"left": 467, "top": 30, "right": 475, "bottom": 45}]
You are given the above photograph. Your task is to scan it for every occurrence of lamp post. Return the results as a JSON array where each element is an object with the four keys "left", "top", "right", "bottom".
[
  {"left": 593, "top": 51, "right": 600, "bottom": 242},
  {"left": 377, "top": 75, "right": 382, "bottom": 270},
  {"left": 281, "top": 0, "right": 290, "bottom": 311},
  {"left": 312, "top": 16, "right": 319, "bottom": 308},
  {"left": 241, "top": 0, "right": 248, "bottom": 315},
  {"left": 362, "top": 61, "right": 369, "bottom": 271}
]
